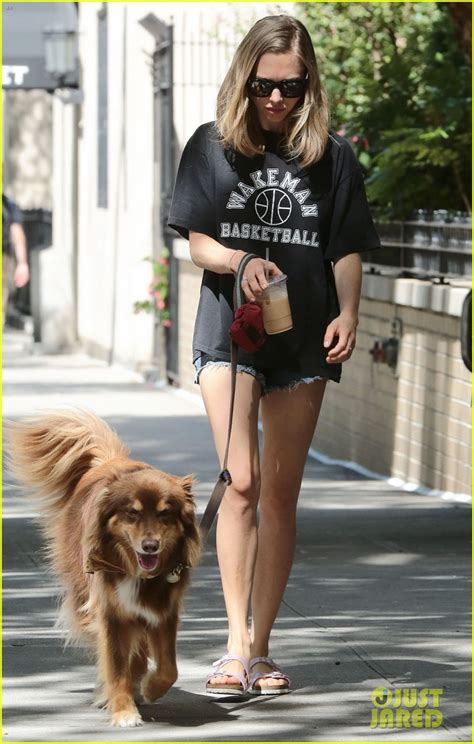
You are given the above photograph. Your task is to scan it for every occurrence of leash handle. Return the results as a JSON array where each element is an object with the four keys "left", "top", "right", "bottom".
[
  {"left": 233, "top": 253, "right": 260, "bottom": 309},
  {"left": 199, "top": 252, "right": 260, "bottom": 540}
]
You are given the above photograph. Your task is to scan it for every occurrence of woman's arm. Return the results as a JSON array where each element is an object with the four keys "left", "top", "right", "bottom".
[
  {"left": 11, "top": 222, "right": 30, "bottom": 288},
  {"left": 189, "top": 231, "right": 246, "bottom": 275},
  {"left": 189, "top": 231, "right": 282, "bottom": 301},
  {"left": 324, "top": 252, "right": 362, "bottom": 364}
]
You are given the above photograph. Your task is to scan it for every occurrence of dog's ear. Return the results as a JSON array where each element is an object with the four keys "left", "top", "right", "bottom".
[
  {"left": 182, "top": 525, "right": 201, "bottom": 568},
  {"left": 177, "top": 474, "right": 201, "bottom": 567},
  {"left": 180, "top": 474, "right": 194, "bottom": 498},
  {"left": 81, "top": 484, "right": 125, "bottom": 575},
  {"left": 177, "top": 474, "right": 197, "bottom": 525}
]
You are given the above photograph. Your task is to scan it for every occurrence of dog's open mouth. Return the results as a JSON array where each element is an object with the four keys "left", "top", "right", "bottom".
[{"left": 136, "top": 552, "right": 160, "bottom": 572}]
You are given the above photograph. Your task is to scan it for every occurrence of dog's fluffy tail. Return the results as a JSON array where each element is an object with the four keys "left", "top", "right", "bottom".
[{"left": 4, "top": 408, "right": 129, "bottom": 512}]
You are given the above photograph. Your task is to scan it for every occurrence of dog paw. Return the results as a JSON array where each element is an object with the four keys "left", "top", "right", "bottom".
[
  {"left": 111, "top": 709, "right": 144, "bottom": 728},
  {"left": 141, "top": 671, "right": 177, "bottom": 702}
]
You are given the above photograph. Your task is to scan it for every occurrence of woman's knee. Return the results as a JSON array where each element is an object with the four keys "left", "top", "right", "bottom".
[
  {"left": 259, "top": 483, "right": 299, "bottom": 519},
  {"left": 225, "top": 467, "right": 261, "bottom": 510}
]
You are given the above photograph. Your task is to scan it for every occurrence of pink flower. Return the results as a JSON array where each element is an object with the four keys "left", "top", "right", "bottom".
[
  {"left": 351, "top": 135, "right": 359, "bottom": 143},
  {"left": 156, "top": 299, "right": 166, "bottom": 311},
  {"left": 153, "top": 290, "right": 162, "bottom": 300},
  {"left": 162, "top": 319, "right": 172, "bottom": 328}
]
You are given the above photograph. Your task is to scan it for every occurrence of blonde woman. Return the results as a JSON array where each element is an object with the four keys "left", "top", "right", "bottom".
[{"left": 169, "top": 15, "right": 380, "bottom": 696}]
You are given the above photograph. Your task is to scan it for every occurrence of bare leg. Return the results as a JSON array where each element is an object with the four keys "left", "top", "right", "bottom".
[
  {"left": 250, "top": 379, "right": 327, "bottom": 690},
  {"left": 199, "top": 366, "right": 261, "bottom": 686}
]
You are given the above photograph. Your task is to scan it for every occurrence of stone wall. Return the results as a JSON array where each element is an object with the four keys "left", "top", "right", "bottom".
[
  {"left": 176, "top": 245, "right": 202, "bottom": 393},
  {"left": 2, "top": 89, "right": 52, "bottom": 209}
]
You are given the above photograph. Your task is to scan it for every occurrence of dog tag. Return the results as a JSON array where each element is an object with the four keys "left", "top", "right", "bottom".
[{"left": 166, "top": 564, "right": 184, "bottom": 583}]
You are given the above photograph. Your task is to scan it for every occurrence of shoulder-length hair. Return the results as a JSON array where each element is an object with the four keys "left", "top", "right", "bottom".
[{"left": 216, "top": 15, "right": 330, "bottom": 168}]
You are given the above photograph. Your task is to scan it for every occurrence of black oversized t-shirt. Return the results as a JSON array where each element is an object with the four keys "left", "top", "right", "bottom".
[{"left": 168, "top": 122, "right": 381, "bottom": 382}]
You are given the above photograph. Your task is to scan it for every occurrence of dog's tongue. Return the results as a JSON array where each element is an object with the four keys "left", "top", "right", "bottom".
[{"left": 137, "top": 552, "right": 159, "bottom": 571}]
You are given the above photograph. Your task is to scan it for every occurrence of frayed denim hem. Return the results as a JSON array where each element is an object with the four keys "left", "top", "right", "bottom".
[
  {"left": 193, "top": 359, "right": 266, "bottom": 389},
  {"left": 263, "top": 375, "right": 327, "bottom": 396},
  {"left": 193, "top": 357, "right": 328, "bottom": 395}
]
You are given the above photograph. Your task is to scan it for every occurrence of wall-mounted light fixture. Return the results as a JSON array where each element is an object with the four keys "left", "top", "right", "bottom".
[{"left": 43, "top": 27, "right": 77, "bottom": 85}]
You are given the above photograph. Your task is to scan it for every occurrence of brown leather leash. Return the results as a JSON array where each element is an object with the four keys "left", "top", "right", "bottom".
[{"left": 199, "top": 253, "right": 260, "bottom": 541}]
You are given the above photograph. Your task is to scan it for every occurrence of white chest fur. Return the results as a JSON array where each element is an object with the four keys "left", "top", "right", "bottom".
[{"left": 115, "top": 577, "right": 160, "bottom": 627}]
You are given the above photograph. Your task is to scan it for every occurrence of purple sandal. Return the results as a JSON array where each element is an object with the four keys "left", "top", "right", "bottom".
[
  {"left": 249, "top": 656, "right": 291, "bottom": 696},
  {"left": 206, "top": 654, "right": 250, "bottom": 696}
]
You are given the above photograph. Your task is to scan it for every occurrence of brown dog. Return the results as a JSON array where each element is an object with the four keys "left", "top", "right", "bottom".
[{"left": 5, "top": 409, "right": 201, "bottom": 727}]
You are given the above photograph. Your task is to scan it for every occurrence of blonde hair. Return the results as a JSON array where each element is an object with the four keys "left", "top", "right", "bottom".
[{"left": 216, "top": 15, "right": 330, "bottom": 168}]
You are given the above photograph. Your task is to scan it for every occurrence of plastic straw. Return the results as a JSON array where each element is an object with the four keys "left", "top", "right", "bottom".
[{"left": 265, "top": 245, "right": 269, "bottom": 281}]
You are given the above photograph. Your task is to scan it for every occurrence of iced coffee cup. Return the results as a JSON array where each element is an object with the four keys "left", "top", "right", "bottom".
[{"left": 257, "top": 274, "right": 293, "bottom": 335}]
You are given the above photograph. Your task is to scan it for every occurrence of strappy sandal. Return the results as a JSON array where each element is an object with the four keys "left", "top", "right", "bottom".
[
  {"left": 205, "top": 653, "right": 250, "bottom": 696},
  {"left": 248, "top": 656, "right": 291, "bottom": 696}
]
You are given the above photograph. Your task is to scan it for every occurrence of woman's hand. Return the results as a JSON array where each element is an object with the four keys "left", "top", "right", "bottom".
[
  {"left": 325, "top": 252, "right": 362, "bottom": 363},
  {"left": 14, "top": 262, "right": 29, "bottom": 288},
  {"left": 324, "top": 312, "right": 358, "bottom": 364},
  {"left": 241, "top": 258, "right": 283, "bottom": 302}
]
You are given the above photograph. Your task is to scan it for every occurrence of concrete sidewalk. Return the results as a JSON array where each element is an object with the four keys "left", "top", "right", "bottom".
[{"left": 2, "top": 328, "right": 471, "bottom": 742}]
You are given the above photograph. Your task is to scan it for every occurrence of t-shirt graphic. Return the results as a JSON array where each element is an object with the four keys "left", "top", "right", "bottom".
[
  {"left": 222, "top": 167, "right": 320, "bottom": 248},
  {"left": 168, "top": 122, "right": 381, "bottom": 381}
]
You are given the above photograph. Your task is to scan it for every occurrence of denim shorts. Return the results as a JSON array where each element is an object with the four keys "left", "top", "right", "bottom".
[{"left": 193, "top": 352, "right": 328, "bottom": 396}]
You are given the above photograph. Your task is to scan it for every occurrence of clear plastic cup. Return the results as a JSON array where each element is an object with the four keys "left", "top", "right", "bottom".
[{"left": 257, "top": 274, "right": 293, "bottom": 335}]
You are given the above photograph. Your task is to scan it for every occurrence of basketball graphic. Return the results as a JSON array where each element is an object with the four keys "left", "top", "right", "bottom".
[{"left": 255, "top": 188, "right": 292, "bottom": 226}]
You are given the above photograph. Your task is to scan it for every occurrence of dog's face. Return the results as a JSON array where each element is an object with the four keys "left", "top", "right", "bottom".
[{"left": 84, "top": 467, "right": 200, "bottom": 578}]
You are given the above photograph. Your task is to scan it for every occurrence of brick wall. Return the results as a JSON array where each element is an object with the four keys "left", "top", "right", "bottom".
[
  {"left": 313, "top": 286, "right": 471, "bottom": 496},
  {"left": 178, "top": 258, "right": 202, "bottom": 394}
]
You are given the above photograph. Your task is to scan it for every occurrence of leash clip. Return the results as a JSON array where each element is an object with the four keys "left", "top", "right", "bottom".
[{"left": 220, "top": 468, "right": 232, "bottom": 485}]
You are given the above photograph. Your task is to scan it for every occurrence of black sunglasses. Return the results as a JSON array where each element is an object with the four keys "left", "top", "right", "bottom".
[{"left": 247, "top": 77, "right": 307, "bottom": 98}]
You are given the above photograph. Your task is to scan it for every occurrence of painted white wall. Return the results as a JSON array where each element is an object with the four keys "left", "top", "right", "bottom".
[
  {"left": 41, "top": 97, "right": 76, "bottom": 352},
  {"left": 77, "top": 2, "right": 157, "bottom": 366}
]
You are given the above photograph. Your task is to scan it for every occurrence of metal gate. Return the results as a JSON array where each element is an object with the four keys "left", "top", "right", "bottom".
[{"left": 152, "top": 22, "right": 179, "bottom": 383}]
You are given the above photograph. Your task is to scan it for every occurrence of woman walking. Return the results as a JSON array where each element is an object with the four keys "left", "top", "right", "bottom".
[{"left": 169, "top": 14, "right": 380, "bottom": 696}]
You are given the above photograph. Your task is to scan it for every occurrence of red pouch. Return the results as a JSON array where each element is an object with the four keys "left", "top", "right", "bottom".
[{"left": 229, "top": 303, "right": 266, "bottom": 353}]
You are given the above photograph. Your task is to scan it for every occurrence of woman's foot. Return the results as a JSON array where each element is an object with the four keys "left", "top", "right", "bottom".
[
  {"left": 249, "top": 656, "right": 290, "bottom": 695},
  {"left": 206, "top": 654, "right": 250, "bottom": 696}
]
